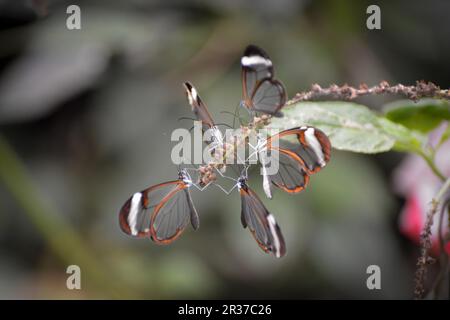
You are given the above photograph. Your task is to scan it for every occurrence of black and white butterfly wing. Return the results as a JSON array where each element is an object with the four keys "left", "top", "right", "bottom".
[
  {"left": 119, "top": 180, "right": 199, "bottom": 244},
  {"left": 184, "top": 81, "right": 223, "bottom": 145},
  {"left": 119, "top": 189, "right": 156, "bottom": 238},
  {"left": 241, "top": 45, "right": 287, "bottom": 115},
  {"left": 184, "top": 81, "right": 215, "bottom": 129},
  {"left": 239, "top": 181, "right": 286, "bottom": 258},
  {"left": 241, "top": 45, "right": 274, "bottom": 101}
]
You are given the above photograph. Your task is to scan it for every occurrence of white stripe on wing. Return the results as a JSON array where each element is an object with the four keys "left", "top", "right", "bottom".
[{"left": 128, "top": 192, "right": 143, "bottom": 236}]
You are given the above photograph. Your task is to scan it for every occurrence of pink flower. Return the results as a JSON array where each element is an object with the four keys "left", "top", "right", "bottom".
[{"left": 393, "top": 122, "right": 450, "bottom": 256}]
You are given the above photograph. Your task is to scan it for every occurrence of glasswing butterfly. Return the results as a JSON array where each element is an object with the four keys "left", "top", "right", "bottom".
[
  {"left": 119, "top": 169, "right": 199, "bottom": 244},
  {"left": 241, "top": 45, "right": 287, "bottom": 116},
  {"left": 118, "top": 45, "right": 331, "bottom": 257},
  {"left": 236, "top": 173, "right": 286, "bottom": 258},
  {"left": 183, "top": 81, "right": 224, "bottom": 148},
  {"left": 253, "top": 126, "right": 331, "bottom": 199}
]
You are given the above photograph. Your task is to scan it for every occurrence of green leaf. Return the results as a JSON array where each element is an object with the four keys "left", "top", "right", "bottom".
[
  {"left": 377, "top": 117, "right": 424, "bottom": 153},
  {"left": 384, "top": 99, "right": 450, "bottom": 133},
  {"left": 267, "top": 101, "right": 426, "bottom": 154}
]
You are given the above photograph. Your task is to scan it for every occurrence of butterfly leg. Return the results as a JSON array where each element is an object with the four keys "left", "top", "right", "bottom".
[{"left": 213, "top": 182, "right": 239, "bottom": 195}]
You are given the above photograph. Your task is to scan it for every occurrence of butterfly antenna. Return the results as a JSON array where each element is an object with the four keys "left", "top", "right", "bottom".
[{"left": 213, "top": 183, "right": 238, "bottom": 195}]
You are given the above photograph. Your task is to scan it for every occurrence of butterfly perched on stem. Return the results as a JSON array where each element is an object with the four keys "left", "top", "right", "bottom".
[
  {"left": 237, "top": 174, "right": 286, "bottom": 258},
  {"left": 255, "top": 126, "right": 331, "bottom": 199},
  {"left": 241, "top": 45, "right": 287, "bottom": 116},
  {"left": 119, "top": 169, "right": 199, "bottom": 244}
]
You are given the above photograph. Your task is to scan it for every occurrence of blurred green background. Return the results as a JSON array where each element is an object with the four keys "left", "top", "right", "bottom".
[{"left": 0, "top": 0, "right": 449, "bottom": 299}]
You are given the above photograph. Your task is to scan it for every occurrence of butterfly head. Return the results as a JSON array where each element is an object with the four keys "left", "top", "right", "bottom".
[{"left": 179, "top": 169, "right": 193, "bottom": 186}]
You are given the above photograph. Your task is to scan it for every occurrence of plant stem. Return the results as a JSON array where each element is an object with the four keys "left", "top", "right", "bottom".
[
  {"left": 417, "top": 149, "right": 446, "bottom": 182},
  {"left": 414, "top": 177, "right": 450, "bottom": 299},
  {"left": 429, "top": 200, "right": 450, "bottom": 298},
  {"left": 288, "top": 81, "right": 450, "bottom": 104}
]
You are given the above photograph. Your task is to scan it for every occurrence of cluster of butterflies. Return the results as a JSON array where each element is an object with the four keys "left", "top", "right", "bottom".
[{"left": 119, "top": 45, "right": 331, "bottom": 258}]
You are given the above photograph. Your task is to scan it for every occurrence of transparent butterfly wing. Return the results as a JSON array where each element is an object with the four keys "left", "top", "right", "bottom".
[
  {"left": 240, "top": 183, "right": 286, "bottom": 258},
  {"left": 260, "top": 147, "right": 310, "bottom": 197},
  {"left": 150, "top": 183, "right": 198, "bottom": 244},
  {"left": 119, "top": 180, "right": 198, "bottom": 244},
  {"left": 184, "top": 81, "right": 215, "bottom": 130},
  {"left": 119, "top": 181, "right": 179, "bottom": 238},
  {"left": 250, "top": 79, "right": 286, "bottom": 115},
  {"left": 268, "top": 127, "right": 331, "bottom": 174},
  {"left": 241, "top": 45, "right": 286, "bottom": 115}
]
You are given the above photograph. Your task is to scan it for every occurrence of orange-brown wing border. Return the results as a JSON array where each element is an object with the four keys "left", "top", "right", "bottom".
[
  {"left": 240, "top": 185, "right": 286, "bottom": 258},
  {"left": 267, "top": 126, "right": 331, "bottom": 174},
  {"left": 149, "top": 181, "right": 190, "bottom": 245},
  {"left": 118, "top": 180, "right": 180, "bottom": 238},
  {"left": 268, "top": 147, "right": 310, "bottom": 193},
  {"left": 183, "top": 81, "right": 215, "bottom": 128}
]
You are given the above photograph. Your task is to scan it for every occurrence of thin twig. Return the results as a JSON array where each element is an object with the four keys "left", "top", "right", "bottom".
[
  {"left": 414, "top": 178, "right": 450, "bottom": 299},
  {"left": 417, "top": 150, "right": 446, "bottom": 182},
  {"left": 288, "top": 81, "right": 450, "bottom": 105},
  {"left": 429, "top": 200, "right": 450, "bottom": 299}
]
